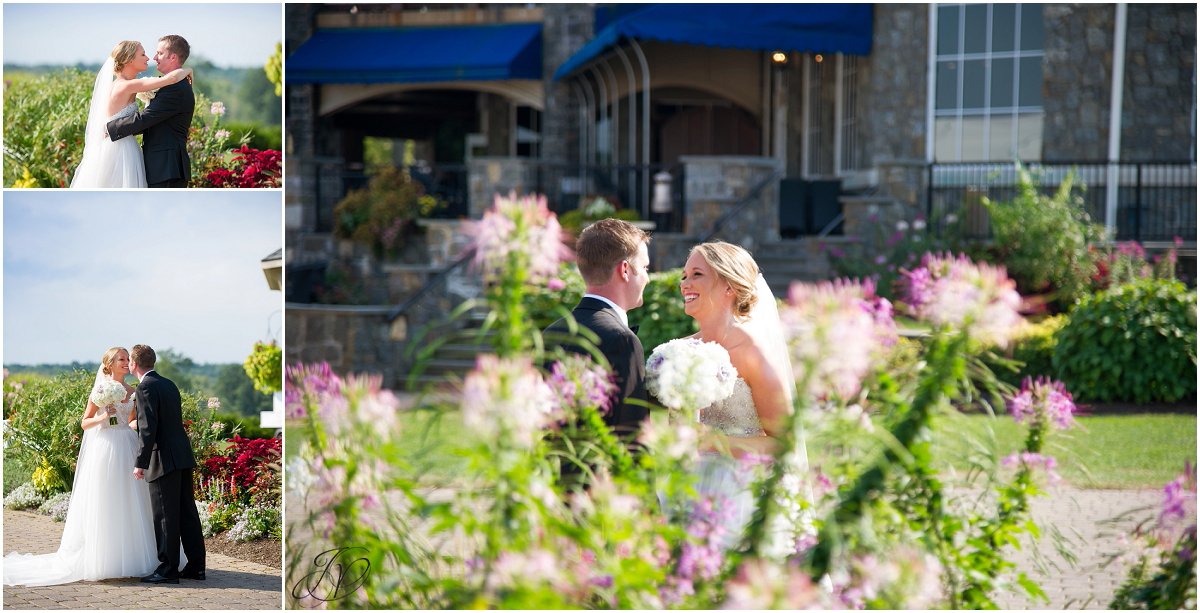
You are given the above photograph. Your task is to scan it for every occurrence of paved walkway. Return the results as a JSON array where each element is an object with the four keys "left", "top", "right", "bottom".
[
  {"left": 987, "top": 486, "right": 1165, "bottom": 609},
  {"left": 3, "top": 510, "right": 282, "bottom": 610}
]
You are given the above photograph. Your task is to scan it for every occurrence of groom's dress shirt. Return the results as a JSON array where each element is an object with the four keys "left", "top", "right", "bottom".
[{"left": 582, "top": 293, "right": 629, "bottom": 328}]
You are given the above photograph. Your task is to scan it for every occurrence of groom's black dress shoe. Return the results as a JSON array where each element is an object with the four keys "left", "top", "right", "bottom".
[
  {"left": 179, "top": 567, "right": 206, "bottom": 580},
  {"left": 141, "top": 572, "right": 180, "bottom": 584}
]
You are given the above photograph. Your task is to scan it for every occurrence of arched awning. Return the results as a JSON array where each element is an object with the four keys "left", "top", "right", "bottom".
[
  {"left": 554, "top": 4, "right": 872, "bottom": 80},
  {"left": 288, "top": 22, "right": 542, "bottom": 84}
]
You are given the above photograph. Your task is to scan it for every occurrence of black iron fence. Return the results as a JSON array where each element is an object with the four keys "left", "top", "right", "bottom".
[
  {"left": 309, "top": 159, "right": 687, "bottom": 233},
  {"left": 927, "top": 161, "right": 1197, "bottom": 243}
]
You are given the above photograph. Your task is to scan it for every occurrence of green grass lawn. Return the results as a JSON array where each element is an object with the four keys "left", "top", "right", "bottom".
[
  {"left": 930, "top": 412, "right": 1196, "bottom": 489},
  {"left": 285, "top": 410, "right": 1195, "bottom": 491}
]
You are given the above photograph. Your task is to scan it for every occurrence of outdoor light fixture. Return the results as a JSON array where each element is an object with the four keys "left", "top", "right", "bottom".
[
  {"left": 771, "top": 51, "right": 788, "bottom": 64},
  {"left": 814, "top": 54, "right": 824, "bottom": 63}
]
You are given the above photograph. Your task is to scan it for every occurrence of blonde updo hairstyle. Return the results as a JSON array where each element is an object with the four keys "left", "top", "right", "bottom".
[
  {"left": 100, "top": 346, "right": 128, "bottom": 376},
  {"left": 689, "top": 241, "right": 759, "bottom": 319},
  {"left": 111, "top": 41, "right": 141, "bottom": 73}
]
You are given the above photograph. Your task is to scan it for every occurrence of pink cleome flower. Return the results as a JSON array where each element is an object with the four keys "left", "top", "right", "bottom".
[
  {"left": 1006, "top": 376, "right": 1076, "bottom": 430},
  {"left": 465, "top": 192, "right": 572, "bottom": 284},
  {"left": 899, "top": 252, "right": 1023, "bottom": 347},
  {"left": 782, "top": 278, "right": 898, "bottom": 400}
]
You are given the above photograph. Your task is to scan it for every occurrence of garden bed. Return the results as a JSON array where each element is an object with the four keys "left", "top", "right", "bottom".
[{"left": 204, "top": 534, "right": 281, "bottom": 569}]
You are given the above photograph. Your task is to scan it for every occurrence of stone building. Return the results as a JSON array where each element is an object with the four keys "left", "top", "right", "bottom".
[{"left": 285, "top": 3, "right": 1196, "bottom": 383}]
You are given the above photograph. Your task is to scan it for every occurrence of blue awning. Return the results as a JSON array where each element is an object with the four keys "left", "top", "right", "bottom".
[
  {"left": 555, "top": 4, "right": 872, "bottom": 80},
  {"left": 288, "top": 22, "right": 543, "bottom": 85}
]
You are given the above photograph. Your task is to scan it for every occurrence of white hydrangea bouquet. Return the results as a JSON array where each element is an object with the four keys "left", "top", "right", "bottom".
[
  {"left": 136, "top": 84, "right": 158, "bottom": 107},
  {"left": 645, "top": 337, "right": 738, "bottom": 417},
  {"left": 91, "top": 380, "right": 126, "bottom": 426}
]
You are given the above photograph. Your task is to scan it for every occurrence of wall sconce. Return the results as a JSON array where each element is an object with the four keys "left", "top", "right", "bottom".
[
  {"left": 814, "top": 54, "right": 824, "bottom": 63},
  {"left": 771, "top": 51, "right": 788, "bottom": 65}
]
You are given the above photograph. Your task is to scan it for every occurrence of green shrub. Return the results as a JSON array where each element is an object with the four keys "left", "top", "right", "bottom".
[
  {"left": 983, "top": 164, "right": 1106, "bottom": 309},
  {"left": 629, "top": 268, "right": 698, "bottom": 354},
  {"left": 988, "top": 314, "right": 1068, "bottom": 387},
  {"left": 221, "top": 121, "right": 282, "bottom": 151},
  {"left": 212, "top": 412, "right": 276, "bottom": 440},
  {"left": 1054, "top": 279, "right": 1197, "bottom": 403},
  {"left": 334, "top": 167, "right": 444, "bottom": 258},
  {"left": 525, "top": 262, "right": 585, "bottom": 330},
  {"left": 3, "top": 69, "right": 93, "bottom": 187},
  {"left": 558, "top": 200, "right": 642, "bottom": 236}
]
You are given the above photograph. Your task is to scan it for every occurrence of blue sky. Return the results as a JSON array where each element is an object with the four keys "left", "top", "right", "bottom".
[
  {"left": 4, "top": 3, "right": 281, "bottom": 68},
  {"left": 4, "top": 192, "right": 282, "bottom": 364}
]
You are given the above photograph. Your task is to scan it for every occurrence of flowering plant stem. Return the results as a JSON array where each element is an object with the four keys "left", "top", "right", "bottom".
[{"left": 807, "top": 331, "right": 968, "bottom": 577}]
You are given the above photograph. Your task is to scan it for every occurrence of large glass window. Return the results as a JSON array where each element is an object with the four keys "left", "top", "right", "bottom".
[{"left": 933, "top": 4, "right": 1044, "bottom": 162}]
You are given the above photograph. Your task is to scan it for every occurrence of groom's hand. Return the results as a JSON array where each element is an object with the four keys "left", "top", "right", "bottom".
[{"left": 133, "top": 468, "right": 145, "bottom": 480}]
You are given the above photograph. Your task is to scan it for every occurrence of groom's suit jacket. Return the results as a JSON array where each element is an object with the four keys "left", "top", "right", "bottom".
[
  {"left": 106, "top": 79, "right": 195, "bottom": 186},
  {"left": 544, "top": 297, "right": 649, "bottom": 441},
  {"left": 134, "top": 371, "right": 197, "bottom": 483}
]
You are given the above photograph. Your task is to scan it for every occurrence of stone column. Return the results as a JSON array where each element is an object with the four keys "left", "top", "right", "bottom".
[
  {"left": 1121, "top": 4, "right": 1196, "bottom": 161},
  {"left": 1042, "top": 4, "right": 1115, "bottom": 161},
  {"left": 541, "top": 5, "right": 594, "bottom": 210},
  {"left": 285, "top": 4, "right": 320, "bottom": 236}
]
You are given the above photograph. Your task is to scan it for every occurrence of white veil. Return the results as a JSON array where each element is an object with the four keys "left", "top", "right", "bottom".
[
  {"left": 745, "top": 273, "right": 816, "bottom": 558},
  {"left": 69, "top": 57, "right": 115, "bottom": 188}
]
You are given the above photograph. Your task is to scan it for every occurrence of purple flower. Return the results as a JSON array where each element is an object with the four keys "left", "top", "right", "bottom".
[
  {"left": 899, "top": 252, "right": 1023, "bottom": 347},
  {"left": 1007, "top": 377, "right": 1076, "bottom": 430},
  {"left": 546, "top": 354, "right": 618, "bottom": 418},
  {"left": 285, "top": 363, "right": 343, "bottom": 419},
  {"left": 547, "top": 277, "right": 566, "bottom": 291},
  {"left": 461, "top": 354, "right": 558, "bottom": 449}
]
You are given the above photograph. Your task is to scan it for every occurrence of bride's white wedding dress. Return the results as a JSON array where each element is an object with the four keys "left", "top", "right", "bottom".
[
  {"left": 3, "top": 390, "right": 178, "bottom": 586},
  {"left": 69, "top": 58, "right": 147, "bottom": 188}
]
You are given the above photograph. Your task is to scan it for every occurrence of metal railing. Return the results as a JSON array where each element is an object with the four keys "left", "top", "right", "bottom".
[
  {"left": 926, "top": 161, "right": 1197, "bottom": 243},
  {"left": 309, "top": 159, "right": 687, "bottom": 233}
]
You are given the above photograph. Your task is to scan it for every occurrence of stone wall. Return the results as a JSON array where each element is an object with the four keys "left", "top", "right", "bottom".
[
  {"left": 286, "top": 305, "right": 401, "bottom": 384},
  {"left": 681, "top": 156, "right": 783, "bottom": 249},
  {"left": 1042, "top": 4, "right": 1114, "bottom": 161},
  {"left": 862, "top": 4, "right": 931, "bottom": 166},
  {"left": 1122, "top": 4, "right": 1196, "bottom": 161},
  {"left": 285, "top": 4, "right": 320, "bottom": 235}
]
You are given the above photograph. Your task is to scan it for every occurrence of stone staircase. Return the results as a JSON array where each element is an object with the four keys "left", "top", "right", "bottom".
[
  {"left": 753, "top": 236, "right": 854, "bottom": 296},
  {"left": 401, "top": 306, "right": 492, "bottom": 388}
]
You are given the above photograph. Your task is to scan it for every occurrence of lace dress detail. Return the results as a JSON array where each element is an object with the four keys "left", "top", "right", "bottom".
[{"left": 700, "top": 379, "right": 765, "bottom": 437}]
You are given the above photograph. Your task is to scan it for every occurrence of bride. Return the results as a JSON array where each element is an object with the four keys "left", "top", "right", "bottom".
[
  {"left": 679, "top": 241, "right": 810, "bottom": 554},
  {"left": 69, "top": 41, "right": 192, "bottom": 188},
  {"left": 3, "top": 347, "right": 183, "bottom": 586}
]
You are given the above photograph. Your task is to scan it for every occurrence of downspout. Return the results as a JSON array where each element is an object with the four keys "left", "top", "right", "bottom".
[{"left": 1105, "top": 3, "right": 1128, "bottom": 237}]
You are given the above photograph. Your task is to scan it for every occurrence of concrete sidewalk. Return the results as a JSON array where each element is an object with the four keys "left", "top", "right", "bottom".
[
  {"left": 988, "top": 486, "right": 1164, "bottom": 609},
  {"left": 3, "top": 510, "right": 282, "bottom": 610}
]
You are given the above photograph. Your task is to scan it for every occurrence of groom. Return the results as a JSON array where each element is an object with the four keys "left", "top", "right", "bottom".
[
  {"left": 545, "top": 219, "right": 652, "bottom": 445},
  {"left": 130, "top": 344, "right": 206, "bottom": 584},
  {"left": 107, "top": 35, "right": 195, "bottom": 188}
]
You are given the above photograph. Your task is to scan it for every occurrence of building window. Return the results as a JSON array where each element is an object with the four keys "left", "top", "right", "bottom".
[
  {"left": 933, "top": 4, "right": 1045, "bottom": 162},
  {"left": 840, "top": 55, "right": 866, "bottom": 172}
]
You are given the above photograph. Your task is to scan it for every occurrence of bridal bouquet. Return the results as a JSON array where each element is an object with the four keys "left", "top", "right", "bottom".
[
  {"left": 136, "top": 85, "right": 158, "bottom": 107},
  {"left": 645, "top": 337, "right": 738, "bottom": 414},
  {"left": 91, "top": 380, "right": 126, "bottom": 426}
]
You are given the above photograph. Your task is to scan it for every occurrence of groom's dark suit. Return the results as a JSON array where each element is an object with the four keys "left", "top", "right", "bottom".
[
  {"left": 106, "top": 79, "right": 195, "bottom": 188},
  {"left": 545, "top": 297, "right": 649, "bottom": 441},
  {"left": 134, "top": 370, "right": 205, "bottom": 578}
]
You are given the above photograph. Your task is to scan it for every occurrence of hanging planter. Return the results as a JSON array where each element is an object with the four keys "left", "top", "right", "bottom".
[{"left": 243, "top": 341, "right": 283, "bottom": 395}]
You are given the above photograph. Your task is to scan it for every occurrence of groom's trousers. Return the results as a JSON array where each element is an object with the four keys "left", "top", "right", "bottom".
[
  {"left": 149, "top": 178, "right": 188, "bottom": 189},
  {"left": 148, "top": 468, "right": 206, "bottom": 576}
]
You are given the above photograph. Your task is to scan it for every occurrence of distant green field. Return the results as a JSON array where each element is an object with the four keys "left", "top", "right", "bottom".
[{"left": 285, "top": 410, "right": 1196, "bottom": 490}]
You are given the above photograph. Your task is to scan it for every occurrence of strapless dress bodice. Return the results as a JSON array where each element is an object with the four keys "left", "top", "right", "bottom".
[
  {"left": 107, "top": 102, "right": 137, "bottom": 122},
  {"left": 700, "top": 378, "right": 765, "bottom": 437}
]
